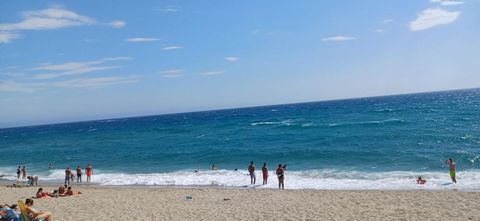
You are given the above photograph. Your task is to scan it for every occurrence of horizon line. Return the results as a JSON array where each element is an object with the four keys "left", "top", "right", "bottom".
[{"left": 1, "top": 87, "right": 478, "bottom": 130}]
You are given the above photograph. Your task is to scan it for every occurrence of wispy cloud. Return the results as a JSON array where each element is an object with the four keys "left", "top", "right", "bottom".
[
  {"left": 160, "top": 69, "right": 184, "bottom": 78},
  {"left": 430, "top": 0, "right": 464, "bottom": 6},
  {"left": 0, "top": 76, "right": 139, "bottom": 93},
  {"left": 126, "top": 37, "right": 160, "bottom": 42},
  {"left": 52, "top": 76, "right": 139, "bottom": 88},
  {"left": 321, "top": 36, "right": 355, "bottom": 42},
  {"left": 409, "top": 8, "right": 460, "bottom": 31},
  {"left": 0, "top": 80, "right": 42, "bottom": 93},
  {"left": 31, "top": 57, "right": 131, "bottom": 79},
  {"left": 0, "top": 7, "right": 124, "bottom": 43},
  {"left": 163, "top": 46, "right": 182, "bottom": 50},
  {"left": 383, "top": 19, "right": 393, "bottom": 24},
  {"left": 224, "top": 56, "right": 239, "bottom": 62},
  {"left": 108, "top": 20, "right": 125, "bottom": 28},
  {"left": 0, "top": 32, "right": 20, "bottom": 43},
  {"left": 0, "top": 7, "right": 95, "bottom": 31},
  {"left": 160, "top": 6, "right": 180, "bottom": 13},
  {"left": 201, "top": 71, "right": 225, "bottom": 76}
]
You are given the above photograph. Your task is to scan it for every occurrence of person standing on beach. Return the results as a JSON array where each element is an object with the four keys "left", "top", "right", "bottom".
[
  {"left": 262, "top": 162, "right": 269, "bottom": 185},
  {"left": 76, "top": 166, "right": 83, "bottom": 183},
  {"left": 276, "top": 164, "right": 285, "bottom": 189},
  {"left": 446, "top": 159, "right": 457, "bottom": 183},
  {"left": 21, "top": 166, "right": 26, "bottom": 179},
  {"left": 16, "top": 166, "right": 21, "bottom": 180},
  {"left": 86, "top": 164, "right": 93, "bottom": 182},
  {"left": 65, "top": 167, "right": 72, "bottom": 186},
  {"left": 248, "top": 161, "right": 256, "bottom": 185}
]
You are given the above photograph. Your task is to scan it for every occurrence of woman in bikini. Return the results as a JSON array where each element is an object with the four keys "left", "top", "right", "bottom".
[{"left": 276, "top": 164, "right": 284, "bottom": 189}]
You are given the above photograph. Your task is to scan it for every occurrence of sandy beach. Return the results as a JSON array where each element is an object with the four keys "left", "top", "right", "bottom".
[{"left": 2, "top": 185, "right": 480, "bottom": 221}]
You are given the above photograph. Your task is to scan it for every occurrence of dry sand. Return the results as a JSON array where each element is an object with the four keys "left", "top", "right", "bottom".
[{"left": 1, "top": 185, "right": 480, "bottom": 221}]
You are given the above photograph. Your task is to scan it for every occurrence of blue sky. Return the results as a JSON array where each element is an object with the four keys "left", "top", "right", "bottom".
[{"left": 0, "top": 0, "right": 479, "bottom": 128}]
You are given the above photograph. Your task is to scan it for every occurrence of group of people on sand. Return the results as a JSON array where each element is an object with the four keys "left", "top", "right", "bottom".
[
  {"left": 416, "top": 158, "right": 457, "bottom": 185},
  {"left": 16, "top": 165, "right": 39, "bottom": 186},
  {"left": 1, "top": 199, "right": 53, "bottom": 221},
  {"left": 64, "top": 164, "right": 93, "bottom": 185},
  {"left": 248, "top": 161, "right": 287, "bottom": 189},
  {"left": 36, "top": 185, "right": 82, "bottom": 199}
]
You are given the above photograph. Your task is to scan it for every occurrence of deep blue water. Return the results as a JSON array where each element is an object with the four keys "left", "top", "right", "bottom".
[{"left": 1, "top": 89, "right": 479, "bottom": 189}]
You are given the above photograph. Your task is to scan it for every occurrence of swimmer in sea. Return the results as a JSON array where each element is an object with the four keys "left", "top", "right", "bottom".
[
  {"left": 248, "top": 161, "right": 256, "bottom": 185},
  {"left": 416, "top": 176, "right": 427, "bottom": 184},
  {"left": 276, "top": 164, "right": 284, "bottom": 189}
]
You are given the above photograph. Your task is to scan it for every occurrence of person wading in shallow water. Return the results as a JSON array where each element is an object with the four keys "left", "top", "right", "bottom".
[
  {"left": 276, "top": 164, "right": 285, "bottom": 189},
  {"left": 446, "top": 158, "right": 457, "bottom": 183},
  {"left": 248, "top": 161, "right": 256, "bottom": 185}
]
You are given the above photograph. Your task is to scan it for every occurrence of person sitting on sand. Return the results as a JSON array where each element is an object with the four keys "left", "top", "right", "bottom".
[
  {"left": 416, "top": 176, "right": 427, "bottom": 184},
  {"left": 248, "top": 161, "right": 256, "bottom": 185},
  {"left": 65, "top": 186, "right": 82, "bottom": 196},
  {"left": 36, "top": 188, "right": 53, "bottom": 198},
  {"left": 58, "top": 185, "right": 67, "bottom": 197},
  {"left": 0, "top": 204, "right": 19, "bottom": 220},
  {"left": 262, "top": 162, "right": 269, "bottom": 185},
  {"left": 24, "top": 198, "right": 53, "bottom": 221},
  {"left": 446, "top": 159, "right": 457, "bottom": 183},
  {"left": 276, "top": 164, "right": 285, "bottom": 189}
]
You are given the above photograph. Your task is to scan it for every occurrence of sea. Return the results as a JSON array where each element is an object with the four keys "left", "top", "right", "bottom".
[{"left": 1, "top": 88, "right": 479, "bottom": 190}]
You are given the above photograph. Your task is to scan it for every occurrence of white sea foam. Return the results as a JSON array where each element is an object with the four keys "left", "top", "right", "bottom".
[{"left": 3, "top": 168, "right": 479, "bottom": 191}]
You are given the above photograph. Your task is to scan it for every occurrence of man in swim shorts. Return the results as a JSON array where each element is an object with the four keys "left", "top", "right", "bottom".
[
  {"left": 248, "top": 161, "right": 256, "bottom": 185},
  {"left": 65, "top": 167, "right": 72, "bottom": 186},
  {"left": 446, "top": 158, "right": 457, "bottom": 183},
  {"left": 76, "top": 166, "right": 82, "bottom": 183}
]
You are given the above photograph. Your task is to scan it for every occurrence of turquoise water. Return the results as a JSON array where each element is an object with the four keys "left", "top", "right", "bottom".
[{"left": 1, "top": 89, "right": 479, "bottom": 189}]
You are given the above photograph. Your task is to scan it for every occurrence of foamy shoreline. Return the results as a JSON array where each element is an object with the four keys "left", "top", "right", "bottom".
[{"left": 2, "top": 185, "right": 480, "bottom": 220}]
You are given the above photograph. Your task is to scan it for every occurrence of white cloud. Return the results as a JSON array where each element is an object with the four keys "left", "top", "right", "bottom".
[
  {"left": 160, "top": 69, "right": 184, "bottom": 78},
  {"left": 375, "top": 29, "right": 384, "bottom": 33},
  {"left": 109, "top": 20, "right": 125, "bottom": 28},
  {"left": 161, "top": 6, "right": 180, "bottom": 13},
  {"left": 0, "top": 80, "right": 42, "bottom": 93},
  {"left": 321, "top": 36, "right": 355, "bottom": 42},
  {"left": 409, "top": 8, "right": 460, "bottom": 31},
  {"left": 0, "top": 32, "right": 20, "bottom": 43},
  {"left": 383, "top": 19, "right": 393, "bottom": 24},
  {"left": 224, "top": 57, "right": 239, "bottom": 62},
  {"left": 0, "top": 7, "right": 95, "bottom": 31},
  {"left": 31, "top": 57, "right": 130, "bottom": 79},
  {"left": 201, "top": 71, "right": 225, "bottom": 76},
  {"left": 126, "top": 37, "right": 160, "bottom": 42},
  {"left": 163, "top": 46, "right": 182, "bottom": 50},
  {"left": 52, "top": 76, "right": 139, "bottom": 88},
  {"left": 430, "top": 0, "right": 464, "bottom": 6}
]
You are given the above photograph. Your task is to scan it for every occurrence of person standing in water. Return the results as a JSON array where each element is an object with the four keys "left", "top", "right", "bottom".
[
  {"left": 262, "top": 162, "right": 269, "bottom": 185},
  {"left": 16, "top": 166, "right": 21, "bottom": 180},
  {"left": 276, "top": 164, "right": 285, "bottom": 189},
  {"left": 248, "top": 161, "right": 256, "bottom": 185},
  {"left": 76, "top": 166, "right": 83, "bottom": 183},
  {"left": 21, "top": 166, "right": 27, "bottom": 179},
  {"left": 86, "top": 164, "right": 93, "bottom": 182},
  {"left": 65, "top": 167, "right": 72, "bottom": 185},
  {"left": 446, "top": 158, "right": 457, "bottom": 183}
]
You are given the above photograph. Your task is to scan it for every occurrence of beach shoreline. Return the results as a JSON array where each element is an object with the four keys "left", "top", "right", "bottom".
[{"left": 2, "top": 185, "right": 480, "bottom": 220}]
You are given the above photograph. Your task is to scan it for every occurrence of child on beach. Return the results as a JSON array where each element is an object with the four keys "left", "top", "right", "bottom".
[
  {"left": 416, "top": 177, "right": 427, "bottom": 184},
  {"left": 262, "top": 162, "right": 268, "bottom": 185}
]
